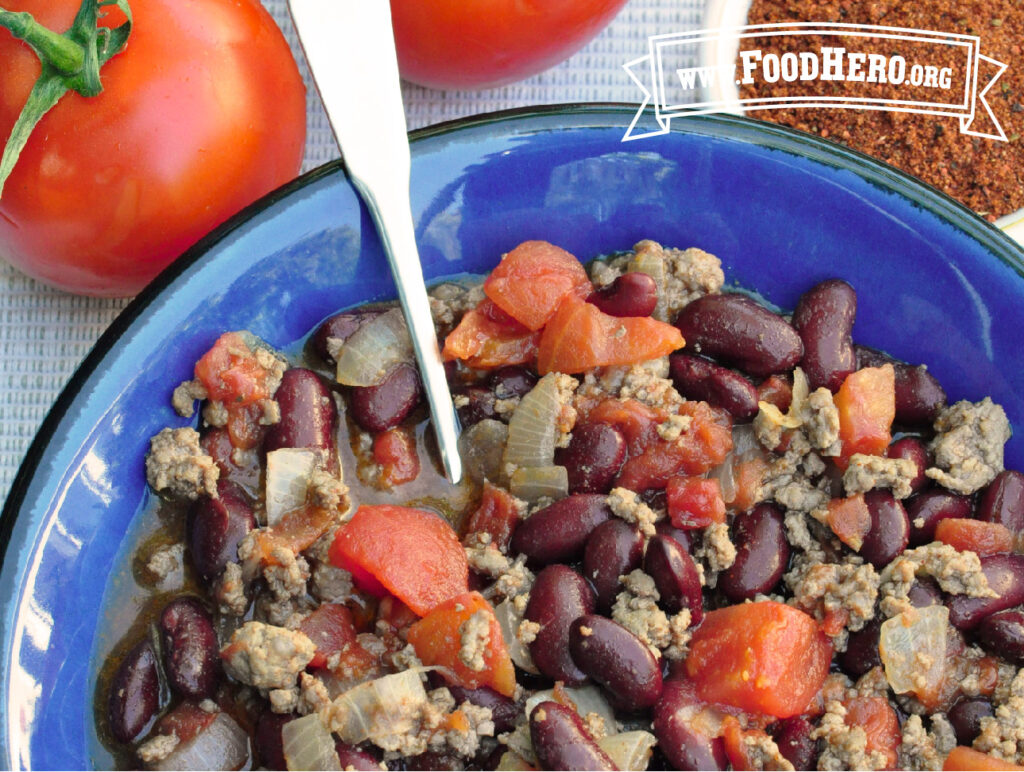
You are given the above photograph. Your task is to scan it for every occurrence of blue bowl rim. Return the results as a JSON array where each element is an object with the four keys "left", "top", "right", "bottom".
[{"left": 1, "top": 103, "right": 1023, "bottom": 768}]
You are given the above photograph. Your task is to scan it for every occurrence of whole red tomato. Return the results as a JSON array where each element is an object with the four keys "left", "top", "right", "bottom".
[
  {"left": 0, "top": 0, "right": 306, "bottom": 296},
  {"left": 390, "top": 0, "right": 629, "bottom": 89}
]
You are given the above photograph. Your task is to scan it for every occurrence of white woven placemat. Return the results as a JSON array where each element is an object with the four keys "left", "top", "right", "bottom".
[{"left": 0, "top": 0, "right": 703, "bottom": 504}]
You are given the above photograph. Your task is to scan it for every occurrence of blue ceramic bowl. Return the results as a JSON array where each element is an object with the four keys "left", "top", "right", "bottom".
[{"left": 2, "top": 106, "right": 1023, "bottom": 769}]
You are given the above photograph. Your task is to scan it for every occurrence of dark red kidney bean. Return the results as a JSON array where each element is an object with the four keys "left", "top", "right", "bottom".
[
  {"left": 668, "top": 353, "right": 759, "bottom": 420},
  {"left": 860, "top": 490, "right": 910, "bottom": 568},
  {"left": 255, "top": 711, "right": 292, "bottom": 770},
  {"left": 907, "top": 490, "right": 972, "bottom": 546},
  {"left": 108, "top": 639, "right": 160, "bottom": 744},
  {"left": 978, "top": 470, "right": 1024, "bottom": 534},
  {"left": 583, "top": 519, "right": 644, "bottom": 611},
  {"left": 511, "top": 494, "right": 612, "bottom": 566},
  {"left": 719, "top": 504, "right": 789, "bottom": 602},
  {"left": 588, "top": 271, "right": 659, "bottom": 318},
  {"left": 977, "top": 608, "right": 1024, "bottom": 664},
  {"left": 839, "top": 619, "right": 882, "bottom": 676},
  {"left": 349, "top": 363, "right": 421, "bottom": 433},
  {"left": 337, "top": 743, "right": 384, "bottom": 770},
  {"left": 655, "top": 519, "right": 693, "bottom": 552},
  {"left": 530, "top": 701, "right": 617, "bottom": 771},
  {"left": 643, "top": 535, "right": 704, "bottom": 625},
  {"left": 454, "top": 385, "right": 496, "bottom": 427},
  {"left": 855, "top": 345, "right": 947, "bottom": 425},
  {"left": 887, "top": 437, "right": 930, "bottom": 495},
  {"left": 948, "top": 698, "right": 994, "bottom": 747},
  {"left": 569, "top": 614, "right": 663, "bottom": 711},
  {"left": 490, "top": 365, "right": 538, "bottom": 400},
  {"left": 908, "top": 578, "right": 943, "bottom": 608},
  {"left": 263, "top": 368, "right": 338, "bottom": 459},
  {"left": 188, "top": 479, "right": 255, "bottom": 583},
  {"left": 653, "top": 680, "right": 727, "bottom": 771},
  {"left": 525, "top": 565, "right": 596, "bottom": 685},
  {"left": 949, "top": 554, "right": 1024, "bottom": 629},
  {"left": 159, "top": 596, "right": 220, "bottom": 699},
  {"left": 793, "top": 279, "right": 857, "bottom": 392},
  {"left": 771, "top": 716, "right": 819, "bottom": 771},
  {"left": 674, "top": 293, "right": 803, "bottom": 377},
  {"left": 312, "top": 310, "right": 380, "bottom": 364},
  {"left": 445, "top": 684, "right": 520, "bottom": 734},
  {"left": 555, "top": 423, "right": 627, "bottom": 494}
]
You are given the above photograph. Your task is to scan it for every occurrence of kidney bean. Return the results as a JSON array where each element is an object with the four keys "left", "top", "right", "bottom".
[
  {"left": 839, "top": 619, "right": 882, "bottom": 676},
  {"left": 555, "top": 423, "right": 627, "bottom": 494},
  {"left": 771, "top": 716, "right": 819, "bottom": 771},
  {"left": 653, "top": 680, "right": 728, "bottom": 771},
  {"left": 107, "top": 639, "right": 160, "bottom": 744},
  {"left": 569, "top": 614, "right": 663, "bottom": 711},
  {"left": 793, "top": 279, "right": 857, "bottom": 392},
  {"left": 860, "top": 490, "right": 910, "bottom": 568},
  {"left": 668, "top": 353, "right": 759, "bottom": 420},
  {"left": 855, "top": 345, "right": 947, "bottom": 425},
  {"left": 263, "top": 368, "right": 338, "bottom": 461},
  {"left": 887, "top": 437, "right": 930, "bottom": 495},
  {"left": 337, "top": 743, "right": 385, "bottom": 770},
  {"left": 490, "top": 365, "right": 538, "bottom": 400},
  {"left": 529, "top": 701, "right": 617, "bottom": 771},
  {"left": 674, "top": 293, "right": 803, "bottom": 377},
  {"left": 655, "top": 519, "right": 693, "bottom": 552},
  {"left": 511, "top": 494, "right": 612, "bottom": 566},
  {"left": 907, "top": 490, "right": 973, "bottom": 546},
  {"left": 188, "top": 479, "right": 255, "bottom": 583},
  {"left": 349, "top": 363, "right": 421, "bottom": 433},
  {"left": 907, "top": 578, "right": 943, "bottom": 608},
  {"left": 312, "top": 310, "right": 381, "bottom": 365},
  {"left": 445, "top": 684, "right": 520, "bottom": 734},
  {"left": 977, "top": 608, "right": 1024, "bottom": 664},
  {"left": 583, "top": 519, "right": 644, "bottom": 610},
  {"left": 525, "top": 565, "right": 596, "bottom": 685},
  {"left": 159, "top": 596, "right": 220, "bottom": 699},
  {"left": 643, "top": 534, "right": 704, "bottom": 624},
  {"left": 978, "top": 470, "right": 1024, "bottom": 534},
  {"left": 719, "top": 504, "right": 789, "bottom": 602},
  {"left": 255, "top": 711, "right": 292, "bottom": 770},
  {"left": 453, "top": 386, "right": 497, "bottom": 427},
  {"left": 948, "top": 554, "right": 1024, "bottom": 629},
  {"left": 948, "top": 698, "right": 994, "bottom": 747},
  {"left": 588, "top": 271, "right": 659, "bottom": 318}
]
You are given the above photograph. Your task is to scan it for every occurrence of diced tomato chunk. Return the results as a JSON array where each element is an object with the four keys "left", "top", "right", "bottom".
[
  {"left": 844, "top": 696, "right": 900, "bottom": 770},
  {"left": 155, "top": 701, "right": 217, "bottom": 745},
  {"left": 373, "top": 428, "right": 420, "bottom": 486},
  {"left": 298, "top": 604, "right": 375, "bottom": 673},
  {"left": 826, "top": 494, "right": 872, "bottom": 551},
  {"left": 943, "top": 746, "right": 1024, "bottom": 771},
  {"left": 462, "top": 481, "right": 522, "bottom": 552},
  {"left": 195, "top": 332, "right": 277, "bottom": 405},
  {"left": 250, "top": 506, "right": 335, "bottom": 565},
  {"left": 442, "top": 307, "right": 540, "bottom": 369},
  {"left": 757, "top": 374, "right": 793, "bottom": 411},
  {"left": 935, "top": 518, "right": 1015, "bottom": 556},
  {"left": 728, "top": 456, "right": 768, "bottom": 513},
  {"left": 721, "top": 716, "right": 781, "bottom": 771},
  {"left": 377, "top": 595, "right": 420, "bottom": 633},
  {"left": 537, "top": 296, "right": 685, "bottom": 375},
  {"left": 329, "top": 505, "right": 469, "bottom": 616},
  {"left": 686, "top": 601, "right": 832, "bottom": 718},
  {"left": 835, "top": 365, "right": 895, "bottom": 469},
  {"left": 667, "top": 476, "right": 726, "bottom": 529},
  {"left": 483, "top": 241, "right": 591, "bottom": 331},
  {"left": 407, "top": 591, "right": 516, "bottom": 697}
]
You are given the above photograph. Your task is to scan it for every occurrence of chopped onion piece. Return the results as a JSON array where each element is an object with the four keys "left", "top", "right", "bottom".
[
  {"left": 151, "top": 712, "right": 250, "bottom": 771},
  {"left": 265, "top": 448, "right": 317, "bottom": 525},
  {"left": 458, "top": 419, "right": 509, "bottom": 485},
  {"left": 503, "top": 373, "right": 560, "bottom": 470},
  {"left": 496, "top": 750, "right": 536, "bottom": 770},
  {"left": 709, "top": 423, "right": 763, "bottom": 505},
  {"left": 327, "top": 668, "right": 429, "bottom": 747},
  {"left": 599, "top": 730, "right": 658, "bottom": 770},
  {"left": 524, "top": 685, "right": 617, "bottom": 735},
  {"left": 628, "top": 251, "right": 669, "bottom": 321},
  {"left": 509, "top": 465, "right": 568, "bottom": 502},
  {"left": 879, "top": 605, "right": 948, "bottom": 699},
  {"left": 335, "top": 308, "right": 413, "bottom": 387},
  {"left": 282, "top": 713, "right": 341, "bottom": 771},
  {"left": 494, "top": 598, "right": 539, "bottom": 674}
]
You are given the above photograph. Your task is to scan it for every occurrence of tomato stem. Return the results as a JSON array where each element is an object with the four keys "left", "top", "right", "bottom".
[{"left": 0, "top": 0, "right": 131, "bottom": 197}]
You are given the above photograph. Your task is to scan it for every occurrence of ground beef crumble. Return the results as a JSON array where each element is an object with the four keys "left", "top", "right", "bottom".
[
  {"left": 221, "top": 621, "right": 315, "bottom": 690},
  {"left": 927, "top": 398, "right": 1011, "bottom": 495},
  {"left": 878, "top": 543, "right": 995, "bottom": 618},
  {"left": 611, "top": 569, "right": 692, "bottom": 659},
  {"left": 145, "top": 427, "right": 219, "bottom": 500},
  {"left": 607, "top": 487, "right": 661, "bottom": 537},
  {"left": 815, "top": 699, "right": 893, "bottom": 770},
  {"left": 900, "top": 713, "right": 957, "bottom": 771},
  {"left": 786, "top": 554, "right": 880, "bottom": 642},
  {"left": 973, "top": 669, "right": 1024, "bottom": 764},
  {"left": 843, "top": 453, "right": 918, "bottom": 499}
]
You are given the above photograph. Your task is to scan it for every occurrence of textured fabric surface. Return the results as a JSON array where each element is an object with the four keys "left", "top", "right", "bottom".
[{"left": 0, "top": 0, "right": 703, "bottom": 503}]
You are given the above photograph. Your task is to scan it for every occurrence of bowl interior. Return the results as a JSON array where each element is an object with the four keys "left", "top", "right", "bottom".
[{"left": 2, "top": 106, "right": 1023, "bottom": 769}]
